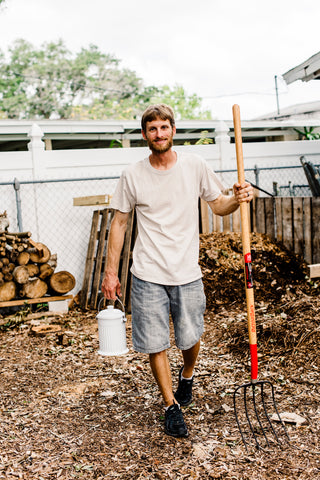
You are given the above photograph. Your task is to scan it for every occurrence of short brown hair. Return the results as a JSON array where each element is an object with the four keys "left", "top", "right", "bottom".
[{"left": 141, "top": 104, "right": 175, "bottom": 133}]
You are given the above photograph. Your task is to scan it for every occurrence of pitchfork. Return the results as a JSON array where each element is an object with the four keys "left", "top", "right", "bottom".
[{"left": 232, "top": 104, "right": 290, "bottom": 451}]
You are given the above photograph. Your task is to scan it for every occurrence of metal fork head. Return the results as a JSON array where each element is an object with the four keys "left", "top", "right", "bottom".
[{"left": 233, "top": 380, "right": 290, "bottom": 451}]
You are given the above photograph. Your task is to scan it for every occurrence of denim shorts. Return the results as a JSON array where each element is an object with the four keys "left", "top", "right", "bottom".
[{"left": 131, "top": 275, "right": 206, "bottom": 354}]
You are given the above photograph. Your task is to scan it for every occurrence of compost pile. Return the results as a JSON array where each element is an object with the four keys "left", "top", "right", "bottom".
[
  {"left": 200, "top": 232, "right": 319, "bottom": 312},
  {"left": 200, "top": 232, "right": 320, "bottom": 358},
  {"left": 0, "top": 233, "right": 319, "bottom": 479}
]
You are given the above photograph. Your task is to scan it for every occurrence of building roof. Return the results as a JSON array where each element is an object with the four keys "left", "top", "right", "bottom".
[
  {"left": 283, "top": 51, "right": 320, "bottom": 84},
  {"left": 255, "top": 100, "right": 320, "bottom": 121}
]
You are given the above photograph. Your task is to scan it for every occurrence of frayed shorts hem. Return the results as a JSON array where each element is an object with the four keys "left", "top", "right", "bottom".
[
  {"left": 132, "top": 329, "right": 204, "bottom": 354},
  {"left": 175, "top": 329, "right": 204, "bottom": 351},
  {"left": 132, "top": 342, "right": 171, "bottom": 354}
]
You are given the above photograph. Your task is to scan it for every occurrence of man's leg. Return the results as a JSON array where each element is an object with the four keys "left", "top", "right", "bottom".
[
  {"left": 149, "top": 349, "right": 188, "bottom": 437},
  {"left": 181, "top": 339, "right": 200, "bottom": 378},
  {"left": 174, "top": 340, "right": 200, "bottom": 406},
  {"left": 149, "top": 350, "right": 175, "bottom": 407}
]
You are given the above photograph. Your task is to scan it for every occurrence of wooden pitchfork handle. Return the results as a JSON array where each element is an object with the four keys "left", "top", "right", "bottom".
[{"left": 232, "top": 104, "right": 258, "bottom": 383}]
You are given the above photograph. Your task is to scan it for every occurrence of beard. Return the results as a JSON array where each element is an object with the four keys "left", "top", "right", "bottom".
[{"left": 146, "top": 135, "right": 173, "bottom": 154}]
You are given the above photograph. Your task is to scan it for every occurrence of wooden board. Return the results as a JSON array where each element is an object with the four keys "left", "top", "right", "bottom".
[
  {"left": 89, "top": 209, "right": 110, "bottom": 309},
  {"left": 255, "top": 197, "right": 266, "bottom": 234},
  {"left": 275, "top": 198, "right": 283, "bottom": 243},
  {"left": 119, "top": 211, "right": 135, "bottom": 303},
  {"left": 232, "top": 208, "right": 241, "bottom": 232},
  {"left": 282, "top": 197, "right": 293, "bottom": 252},
  {"left": 312, "top": 197, "right": 320, "bottom": 263},
  {"left": 304, "top": 198, "right": 312, "bottom": 264},
  {"left": 199, "top": 199, "right": 210, "bottom": 234},
  {"left": 222, "top": 213, "right": 231, "bottom": 233},
  {"left": 73, "top": 195, "right": 111, "bottom": 207},
  {"left": 293, "top": 197, "right": 304, "bottom": 257},
  {"left": 265, "top": 197, "right": 275, "bottom": 239},
  {"left": 79, "top": 210, "right": 101, "bottom": 309},
  {"left": 0, "top": 295, "right": 73, "bottom": 308},
  {"left": 309, "top": 264, "right": 320, "bottom": 278}
]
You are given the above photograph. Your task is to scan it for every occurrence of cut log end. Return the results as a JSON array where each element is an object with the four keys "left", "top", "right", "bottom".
[
  {"left": 50, "top": 271, "right": 76, "bottom": 295},
  {"left": 13, "top": 265, "right": 29, "bottom": 284},
  {"left": 39, "top": 263, "right": 54, "bottom": 280},
  {"left": 20, "top": 278, "right": 48, "bottom": 299},
  {"left": 0, "top": 281, "right": 17, "bottom": 301},
  {"left": 25, "top": 263, "right": 40, "bottom": 277},
  {"left": 29, "top": 242, "right": 51, "bottom": 264}
]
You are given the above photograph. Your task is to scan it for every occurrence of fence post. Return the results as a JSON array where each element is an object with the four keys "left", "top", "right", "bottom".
[
  {"left": 254, "top": 164, "right": 260, "bottom": 187},
  {"left": 215, "top": 121, "right": 231, "bottom": 171},
  {"left": 28, "top": 123, "right": 45, "bottom": 179},
  {"left": 13, "top": 177, "right": 23, "bottom": 232}
]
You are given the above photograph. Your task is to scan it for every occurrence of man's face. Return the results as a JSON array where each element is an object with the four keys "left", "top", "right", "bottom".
[{"left": 142, "top": 118, "right": 176, "bottom": 154}]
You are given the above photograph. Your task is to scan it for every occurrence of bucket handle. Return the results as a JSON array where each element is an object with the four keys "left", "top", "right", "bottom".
[{"left": 98, "top": 296, "right": 126, "bottom": 320}]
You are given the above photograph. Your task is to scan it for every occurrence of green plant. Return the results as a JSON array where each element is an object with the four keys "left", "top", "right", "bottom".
[
  {"left": 109, "top": 139, "right": 123, "bottom": 148},
  {"left": 184, "top": 130, "right": 213, "bottom": 146},
  {"left": 195, "top": 130, "right": 213, "bottom": 145},
  {"left": 294, "top": 127, "right": 320, "bottom": 140}
]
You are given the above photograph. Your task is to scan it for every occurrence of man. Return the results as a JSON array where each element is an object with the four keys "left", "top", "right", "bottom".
[{"left": 101, "top": 104, "right": 253, "bottom": 438}]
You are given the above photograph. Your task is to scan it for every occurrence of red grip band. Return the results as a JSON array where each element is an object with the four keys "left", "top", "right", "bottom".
[{"left": 250, "top": 343, "right": 258, "bottom": 381}]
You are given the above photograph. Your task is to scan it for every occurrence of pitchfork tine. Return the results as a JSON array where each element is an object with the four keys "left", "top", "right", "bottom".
[
  {"left": 266, "top": 382, "right": 290, "bottom": 443},
  {"left": 233, "top": 386, "right": 249, "bottom": 450},
  {"left": 252, "top": 384, "right": 270, "bottom": 446},
  {"left": 260, "top": 382, "right": 281, "bottom": 444}
]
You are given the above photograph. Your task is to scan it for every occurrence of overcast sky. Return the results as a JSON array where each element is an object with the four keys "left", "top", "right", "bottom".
[{"left": 0, "top": 0, "right": 319, "bottom": 120}]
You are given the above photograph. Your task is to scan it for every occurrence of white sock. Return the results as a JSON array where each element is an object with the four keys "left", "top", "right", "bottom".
[{"left": 181, "top": 372, "right": 193, "bottom": 381}]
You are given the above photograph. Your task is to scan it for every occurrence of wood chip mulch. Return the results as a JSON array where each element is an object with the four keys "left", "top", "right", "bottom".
[{"left": 0, "top": 233, "right": 319, "bottom": 479}]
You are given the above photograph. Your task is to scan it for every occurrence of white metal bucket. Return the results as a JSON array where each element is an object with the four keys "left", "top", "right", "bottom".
[{"left": 96, "top": 299, "right": 129, "bottom": 356}]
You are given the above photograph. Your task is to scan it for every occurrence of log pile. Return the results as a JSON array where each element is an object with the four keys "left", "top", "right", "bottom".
[{"left": 0, "top": 231, "right": 75, "bottom": 302}]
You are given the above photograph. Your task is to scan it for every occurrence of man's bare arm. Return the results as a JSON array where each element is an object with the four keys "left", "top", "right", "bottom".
[
  {"left": 208, "top": 181, "right": 253, "bottom": 216},
  {"left": 101, "top": 210, "right": 129, "bottom": 300}
]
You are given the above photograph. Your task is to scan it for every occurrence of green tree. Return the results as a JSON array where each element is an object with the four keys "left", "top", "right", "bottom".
[
  {"left": 150, "top": 85, "right": 212, "bottom": 120},
  {"left": 0, "top": 39, "right": 212, "bottom": 120},
  {"left": 0, "top": 39, "right": 148, "bottom": 119}
]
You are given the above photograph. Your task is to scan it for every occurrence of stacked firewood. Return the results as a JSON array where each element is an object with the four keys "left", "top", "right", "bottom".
[{"left": 0, "top": 230, "right": 75, "bottom": 302}]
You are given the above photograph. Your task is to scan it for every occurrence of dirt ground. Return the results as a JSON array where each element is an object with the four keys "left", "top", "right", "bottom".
[{"left": 0, "top": 233, "right": 319, "bottom": 479}]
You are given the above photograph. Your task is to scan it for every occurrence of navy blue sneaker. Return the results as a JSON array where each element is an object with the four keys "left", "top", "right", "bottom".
[
  {"left": 174, "top": 367, "right": 194, "bottom": 406},
  {"left": 165, "top": 403, "right": 188, "bottom": 438}
]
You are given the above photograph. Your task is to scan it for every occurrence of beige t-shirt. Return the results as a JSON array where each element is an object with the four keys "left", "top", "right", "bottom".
[{"left": 110, "top": 152, "right": 222, "bottom": 285}]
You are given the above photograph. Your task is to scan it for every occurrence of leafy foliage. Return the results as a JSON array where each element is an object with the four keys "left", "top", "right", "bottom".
[
  {"left": 150, "top": 84, "right": 212, "bottom": 121},
  {"left": 294, "top": 127, "right": 320, "bottom": 140},
  {"left": 195, "top": 130, "right": 213, "bottom": 145},
  {"left": 0, "top": 39, "right": 212, "bottom": 121}
]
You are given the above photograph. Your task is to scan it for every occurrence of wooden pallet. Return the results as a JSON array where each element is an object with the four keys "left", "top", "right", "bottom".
[{"left": 80, "top": 209, "right": 136, "bottom": 310}]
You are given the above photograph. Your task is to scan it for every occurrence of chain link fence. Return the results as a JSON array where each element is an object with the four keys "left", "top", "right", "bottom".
[
  {"left": 1, "top": 177, "right": 119, "bottom": 297},
  {"left": 0, "top": 163, "right": 317, "bottom": 298},
  {"left": 218, "top": 164, "right": 316, "bottom": 198}
]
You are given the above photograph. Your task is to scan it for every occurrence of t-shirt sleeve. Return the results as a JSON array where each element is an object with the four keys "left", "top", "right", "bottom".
[
  {"left": 110, "top": 172, "right": 135, "bottom": 212},
  {"left": 199, "top": 159, "right": 225, "bottom": 202}
]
